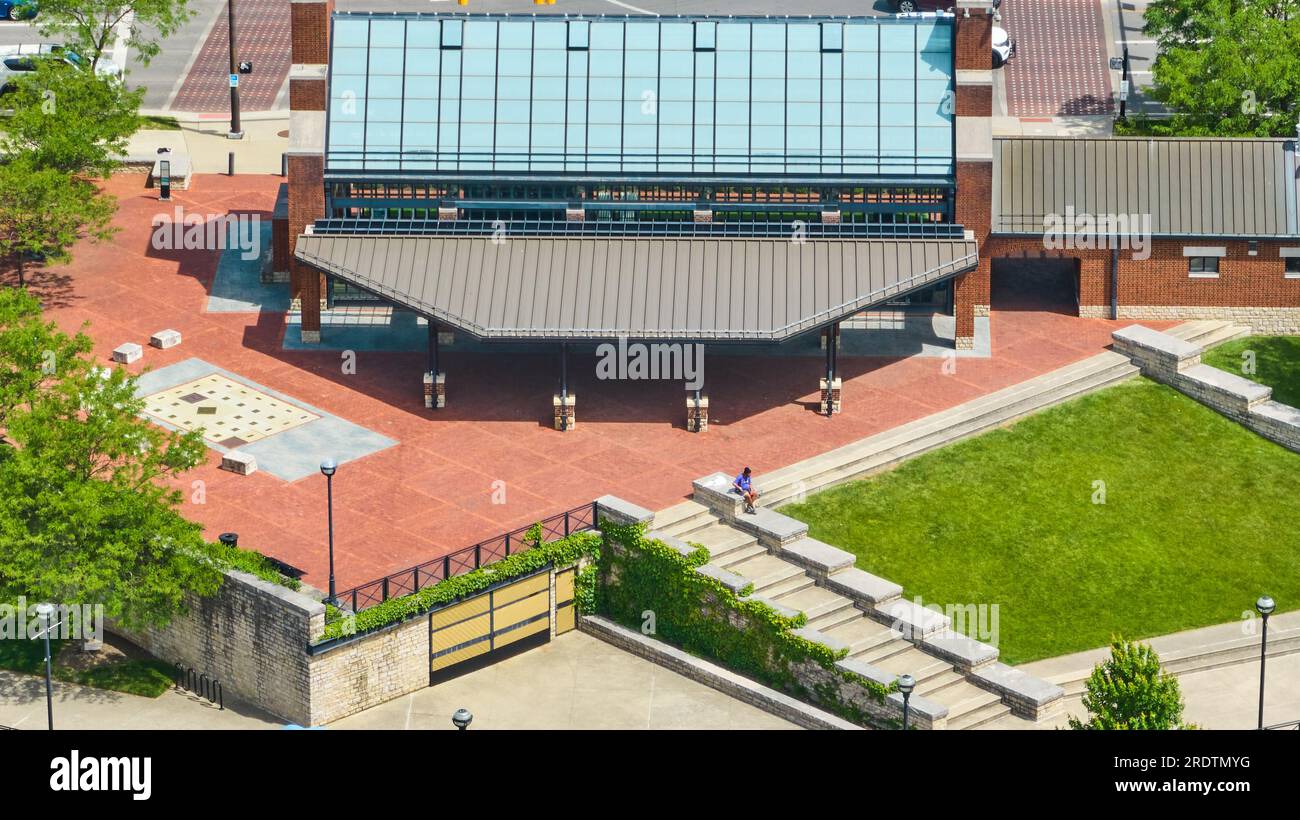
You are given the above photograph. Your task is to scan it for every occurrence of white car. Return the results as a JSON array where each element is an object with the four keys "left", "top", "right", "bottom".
[
  {"left": 893, "top": 10, "right": 1017, "bottom": 68},
  {"left": 0, "top": 43, "right": 122, "bottom": 91}
]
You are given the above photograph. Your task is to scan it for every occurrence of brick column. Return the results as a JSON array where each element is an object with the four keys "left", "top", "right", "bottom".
[
  {"left": 953, "top": 1, "right": 996, "bottom": 351},
  {"left": 287, "top": 0, "right": 333, "bottom": 344},
  {"left": 423, "top": 371, "right": 446, "bottom": 409},
  {"left": 553, "top": 394, "right": 576, "bottom": 431},
  {"left": 686, "top": 394, "right": 708, "bottom": 432}
]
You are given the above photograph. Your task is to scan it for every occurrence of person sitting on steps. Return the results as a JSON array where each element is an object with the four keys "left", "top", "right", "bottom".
[{"left": 733, "top": 466, "right": 759, "bottom": 514}]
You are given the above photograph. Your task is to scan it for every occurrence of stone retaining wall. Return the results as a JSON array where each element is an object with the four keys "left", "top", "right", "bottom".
[
  {"left": 111, "top": 570, "right": 323, "bottom": 725},
  {"left": 116, "top": 561, "right": 576, "bottom": 726},
  {"left": 1112, "top": 325, "right": 1300, "bottom": 453}
]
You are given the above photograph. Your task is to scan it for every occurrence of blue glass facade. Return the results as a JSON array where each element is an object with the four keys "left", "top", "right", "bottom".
[{"left": 326, "top": 13, "right": 956, "bottom": 180}]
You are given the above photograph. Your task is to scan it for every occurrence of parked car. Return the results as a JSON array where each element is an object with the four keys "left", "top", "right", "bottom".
[
  {"left": 893, "top": 8, "right": 1016, "bottom": 68},
  {"left": 0, "top": 43, "right": 121, "bottom": 92},
  {"left": 0, "top": 0, "right": 38, "bottom": 19}
]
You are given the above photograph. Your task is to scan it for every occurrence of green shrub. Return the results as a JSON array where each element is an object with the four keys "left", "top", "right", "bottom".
[
  {"left": 314, "top": 530, "right": 600, "bottom": 644},
  {"left": 596, "top": 519, "right": 891, "bottom": 726},
  {"left": 1070, "top": 638, "right": 1194, "bottom": 730}
]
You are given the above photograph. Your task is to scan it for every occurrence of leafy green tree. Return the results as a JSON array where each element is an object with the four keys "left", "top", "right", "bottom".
[
  {"left": 35, "top": 0, "right": 194, "bottom": 71},
  {"left": 0, "top": 159, "right": 117, "bottom": 288},
  {"left": 1069, "top": 639, "right": 1194, "bottom": 730},
  {"left": 0, "top": 288, "right": 92, "bottom": 431},
  {"left": 1143, "top": 0, "right": 1300, "bottom": 136},
  {"left": 0, "top": 59, "right": 144, "bottom": 177},
  {"left": 0, "top": 292, "right": 225, "bottom": 629}
]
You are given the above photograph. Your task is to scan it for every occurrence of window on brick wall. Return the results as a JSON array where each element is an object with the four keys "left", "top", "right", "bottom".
[
  {"left": 1286, "top": 256, "right": 1300, "bottom": 277},
  {"left": 1188, "top": 257, "right": 1219, "bottom": 278}
]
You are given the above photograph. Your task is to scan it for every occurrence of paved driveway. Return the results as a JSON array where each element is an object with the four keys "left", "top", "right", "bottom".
[
  {"left": 1003, "top": 0, "right": 1112, "bottom": 116},
  {"left": 330, "top": 631, "right": 796, "bottom": 730}
]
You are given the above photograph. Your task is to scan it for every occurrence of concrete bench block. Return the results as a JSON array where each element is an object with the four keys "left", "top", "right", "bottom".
[
  {"left": 920, "top": 632, "right": 1000, "bottom": 672},
  {"left": 732, "top": 507, "right": 808, "bottom": 548},
  {"left": 886, "top": 690, "right": 949, "bottom": 728},
  {"left": 695, "top": 563, "right": 752, "bottom": 595},
  {"left": 743, "top": 594, "right": 802, "bottom": 621},
  {"left": 150, "top": 329, "right": 182, "bottom": 349},
  {"left": 691, "top": 471, "right": 745, "bottom": 518},
  {"left": 644, "top": 530, "right": 699, "bottom": 561},
  {"left": 971, "top": 662, "right": 1065, "bottom": 720},
  {"left": 791, "top": 626, "right": 850, "bottom": 656},
  {"left": 835, "top": 657, "right": 897, "bottom": 689},
  {"left": 1178, "top": 363, "right": 1272, "bottom": 414},
  {"left": 595, "top": 495, "right": 655, "bottom": 527},
  {"left": 779, "top": 537, "right": 856, "bottom": 577},
  {"left": 111, "top": 343, "right": 143, "bottom": 364},
  {"left": 873, "top": 598, "right": 951, "bottom": 641},
  {"left": 1112, "top": 325, "right": 1202, "bottom": 376},
  {"left": 824, "top": 568, "right": 904, "bottom": 606},
  {"left": 220, "top": 451, "right": 258, "bottom": 476}
]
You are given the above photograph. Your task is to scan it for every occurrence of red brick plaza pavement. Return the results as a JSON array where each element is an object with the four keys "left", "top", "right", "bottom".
[
  {"left": 1002, "top": 0, "right": 1113, "bottom": 116},
  {"left": 20, "top": 174, "right": 1167, "bottom": 592},
  {"left": 170, "top": 0, "right": 291, "bottom": 113}
]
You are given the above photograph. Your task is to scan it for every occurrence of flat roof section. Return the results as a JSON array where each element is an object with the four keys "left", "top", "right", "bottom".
[
  {"left": 325, "top": 13, "right": 956, "bottom": 180},
  {"left": 991, "top": 137, "right": 1300, "bottom": 239},
  {"left": 294, "top": 235, "right": 978, "bottom": 342}
]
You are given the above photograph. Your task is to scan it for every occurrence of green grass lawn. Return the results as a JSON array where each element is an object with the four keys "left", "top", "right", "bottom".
[
  {"left": 0, "top": 636, "right": 175, "bottom": 698},
  {"left": 1202, "top": 335, "right": 1300, "bottom": 407},
  {"left": 781, "top": 378, "right": 1300, "bottom": 665}
]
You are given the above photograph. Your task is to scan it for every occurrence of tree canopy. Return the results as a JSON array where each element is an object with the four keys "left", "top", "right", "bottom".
[
  {"left": 1069, "top": 638, "right": 1194, "bottom": 730},
  {"left": 0, "top": 288, "right": 227, "bottom": 629},
  {"left": 1144, "top": 0, "right": 1300, "bottom": 136},
  {"left": 0, "top": 58, "right": 144, "bottom": 178},
  {"left": 35, "top": 0, "right": 194, "bottom": 71}
]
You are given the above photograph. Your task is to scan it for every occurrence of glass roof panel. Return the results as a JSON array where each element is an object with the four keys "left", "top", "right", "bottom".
[{"left": 326, "top": 14, "right": 954, "bottom": 178}]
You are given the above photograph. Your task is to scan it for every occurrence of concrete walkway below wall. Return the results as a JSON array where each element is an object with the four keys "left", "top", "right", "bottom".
[
  {"left": 0, "top": 669, "right": 281, "bottom": 730},
  {"left": 988, "top": 611, "right": 1300, "bottom": 729},
  {"left": 328, "top": 631, "right": 797, "bottom": 730}
]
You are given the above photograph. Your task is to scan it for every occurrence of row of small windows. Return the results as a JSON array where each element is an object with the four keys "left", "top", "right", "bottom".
[
  {"left": 329, "top": 206, "right": 946, "bottom": 224},
  {"left": 330, "top": 182, "right": 950, "bottom": 205}
]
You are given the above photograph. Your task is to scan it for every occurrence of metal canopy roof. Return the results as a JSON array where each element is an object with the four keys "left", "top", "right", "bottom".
[
  {"left": 326, "top": 13, "right": 956, "bottom": 179},
  {"left": 294, "top": 234, "right": 978, "bottom": 342},
  {"left": 992, "top": 137, "right": 1300, "bottom": 238}
]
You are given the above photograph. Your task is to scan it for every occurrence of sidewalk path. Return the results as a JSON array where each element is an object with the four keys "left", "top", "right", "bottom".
[
  {"left": 0, "top": 670, "right": 281, "bottom": 730},
  {"left": 329, "top": 631, "right": 796, "bottom": 730},
  {"left": 170, "top": 0, "right": 291, "bottom": 113}
]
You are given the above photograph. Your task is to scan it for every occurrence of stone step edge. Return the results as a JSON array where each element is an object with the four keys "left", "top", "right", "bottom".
[{"left": 757, "top": 358, "right": 1138, "bottom": 497}]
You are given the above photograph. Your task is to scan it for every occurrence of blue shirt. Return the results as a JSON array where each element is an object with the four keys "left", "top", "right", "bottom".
[{"left": 734, "top": 473, "right": 752, "bottom": 492}]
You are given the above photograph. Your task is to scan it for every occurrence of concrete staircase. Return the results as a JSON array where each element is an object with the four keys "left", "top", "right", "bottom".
[
  {"left": 643, "top": 320, "right": 1250, "bottom": 729},
  {"left": 652, "top": 505, "right": 1016, "bottom": 729},
  {"left": 1165, "top": 319, "right": 1251, "bottom": 349}
]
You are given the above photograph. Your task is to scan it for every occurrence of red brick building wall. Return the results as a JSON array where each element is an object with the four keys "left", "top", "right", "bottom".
[
  {"left": 289, "top": 78, "right": 327, "bottom": 112},
  {"left": 291, "top": 0, "right": 333, "bottom": 65},
  {"left": 981, "top": 236, "right": 1300, "bottom": 325}
]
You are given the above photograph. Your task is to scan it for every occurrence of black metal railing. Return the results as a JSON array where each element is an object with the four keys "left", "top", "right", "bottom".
[
  {"left": 1262, "top": 718, "right": 1300, "bottom": 730},
  {"left": 309, "top": 217, "right": 967, "bottom": 240},
  {"left": 175, "top": 664, "right": 223, "bottom": 710},
  {"left": 334, "top": 501, "right": 599, "bottom": 614}
]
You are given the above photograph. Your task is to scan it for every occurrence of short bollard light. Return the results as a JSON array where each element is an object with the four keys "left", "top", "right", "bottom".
[{"left": 452, "top": 708, "right": 473, "bottom": 731}]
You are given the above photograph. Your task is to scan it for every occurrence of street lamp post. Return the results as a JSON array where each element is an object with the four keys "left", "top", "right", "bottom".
[
  {"left": 897, "top": 674, "right": 915, "bottom": 731},
  {"left": 1256, "top": 595, "right": 1275, "bottom": 730},
  {"left": 320, "top": 459, "right": 338, "bottom": 607},
  {"left": 227, "top": 0, "right": 243, "bottom": 139},
  {"left": 34, "top": 603, "right": 56, "bottom": 730}
]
